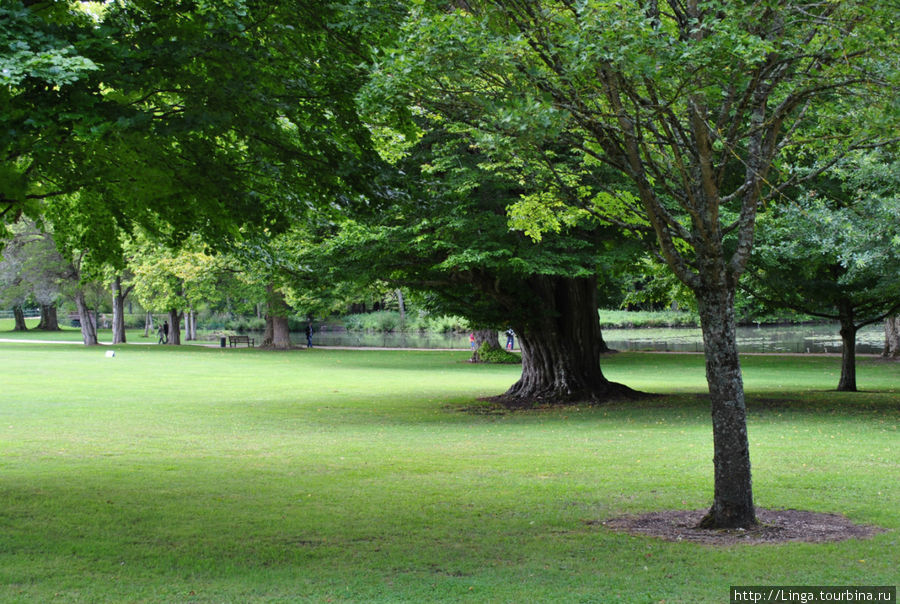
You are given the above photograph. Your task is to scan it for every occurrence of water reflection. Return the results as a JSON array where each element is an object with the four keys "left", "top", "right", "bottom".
[{"left": 287, "top": 323, "right": 885, "bottom": 354}]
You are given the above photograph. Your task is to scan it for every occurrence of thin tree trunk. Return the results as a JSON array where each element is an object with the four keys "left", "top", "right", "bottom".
[
  {"left": 261, "top": 285, "right": 292, "bottom": 349},
  {"left": 883, "top": 315, "right": 899, "bottom": 359},
  {"left": 35, "top": 303, "right": 60, "bottom": 331},
  {"left": 837, "top": 302, "right": 857, "bottom": 392},
  {"left": 396, "top": 289, "right": 406, "bottom": 322},
  {"left": 500, "top": 276, "right": 632, "bottom": 405},
  {"left": 144, "top": 311, "right": 153, "bottom": 338},
  {"left": 12, "top": 305, "right": 28, "bottom": 331},
  {"left": 111, "top": 276, "right": 131, "bottom": 345},
  {"left": 74, "top": 290, "right": 99, "bottom": 346},
  {"left": 184, "top": 308, "right": 197, "bottom": 341},
  {"left": 695, "top": 284, "right": 756, "bottom": 529},
  {"left": 166, "top": 309, "right": 182, "bottom": 346}
]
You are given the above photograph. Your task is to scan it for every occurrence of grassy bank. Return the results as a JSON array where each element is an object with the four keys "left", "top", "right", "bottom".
[
  {"left": 0, "top": 344, "right": 897, "bottom": 602},
  {"left": 0, "top": 319, "right": 212, "bottom": 345}
]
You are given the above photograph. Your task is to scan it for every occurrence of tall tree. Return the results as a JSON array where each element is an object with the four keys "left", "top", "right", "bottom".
[
  {"left": 291, "top": 127, "right": 640, "bottom": 404},
  {"left": 746, "top": 152, "right": 900, "bottom": 391},
  {"left": 6, "top": 1, "right": 388, "bottom": 311},
  {"left": 375, "top": 0, "right": 898, "bottom": 528},
  {"left": 1, "top": 1, "right": 100, "bottom": 228},
  {"left": 127, "top": 234, "right": 226, "bottom": 346},
  {"left": 0, "top": 220, "right": 68, "bottom": 331}
]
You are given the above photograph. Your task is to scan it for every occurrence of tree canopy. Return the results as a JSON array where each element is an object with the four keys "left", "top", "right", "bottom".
[
  {"left": 2, "top": 0, "right": 898, "bottom": 533},
  {"left": 366, "top": 0, "right": 899, "bottom": 528},
  {"left": 747, "top": 151, "right": 900, "bottom": 390}
]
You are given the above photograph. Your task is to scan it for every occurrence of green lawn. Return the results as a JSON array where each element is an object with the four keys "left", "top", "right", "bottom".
[
  {"left": 0, "top": 318, "right": 211, "bottom": 345},
  {"left": 0, "top": 343, "right": 897, "bottom": 602}
]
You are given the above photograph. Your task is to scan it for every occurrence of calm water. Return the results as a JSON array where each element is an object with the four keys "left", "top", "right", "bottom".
[{"left": 292, "top": 323, "right": 886, "bottom": 354}]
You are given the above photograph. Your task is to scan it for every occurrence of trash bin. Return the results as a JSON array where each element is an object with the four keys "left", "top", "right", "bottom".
[{"left": 220, "top": 337, "right": 227, "bottom": 348}]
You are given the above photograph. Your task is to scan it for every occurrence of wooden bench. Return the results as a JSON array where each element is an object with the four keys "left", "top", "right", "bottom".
[{"left": 228, "top": 335, "right": 255, "bottom": 348}]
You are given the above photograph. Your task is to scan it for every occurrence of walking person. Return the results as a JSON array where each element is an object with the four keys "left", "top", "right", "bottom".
[
  {"left": 162, "top": 320, "right": 169, "bottom": 344},
  {"left": 505, "top": 328, "right": 515, "bottom": 351},
  {"left": 157, "top": 322, "right": 166, "bottom": 344},
  {"left": 305, "top": 322, "right": 313, "bottom": 348}
]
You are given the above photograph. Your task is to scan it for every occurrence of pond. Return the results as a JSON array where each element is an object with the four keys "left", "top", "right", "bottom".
[{"left": 289, "top": 322, "right": 887, "bottom": 354}]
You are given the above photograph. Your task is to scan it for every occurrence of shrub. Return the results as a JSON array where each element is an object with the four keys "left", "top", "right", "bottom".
[
  {"left": 342, "top": 311, "right": 468, "bottom": 333},
  {"left": 227, "top": 316, "right": 266, "bottom": 332},
  {"left": 288, "top": 315, "right": 309, "bottom": 332},
  {"left": 423, "top": 315, "right": 468, "bottom": 333},
  {"left": 198, "top": 312, "right": 231, "bottom": 330},
  {"left": 363, "top": 311, "right": 401, "bottom": 333},
  {"left": 123, "top": 314, "right": 148, "bottom": 329},
  {"left": 475, "top": 342, "right": 521, "bottom": 364},
  {"left": 598, "top": 309, "right": 700, "bottom": 328}
]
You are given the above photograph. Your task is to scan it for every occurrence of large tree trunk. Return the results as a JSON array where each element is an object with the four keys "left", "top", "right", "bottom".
[
  {"left": 837, "top": 302, "right": 857, "bottom": 392},
  {"left": 74, "top": 290, "right": 99, "bottom": 346},
  {"left": 166, "top": 309, "right": 182, "bottom": 346},
  {"left": 35, "top": 304, "right": 61, "bottom": 330},
  {"left": 883, "top": 315, "right": 899, "bottom": 359},
  {"left": 12, "top": 305, "right": 28, "bottom": 331},
  {"left": 261, "top": 285, "right": 292, "bottom": 349},
  {"left": 474, "top": 329, "right": 500, "bottom": 349},
  {"left": 500, "top": 276, "right": 630, "bottom": 405},
  {"left": 695, "top": 284, "right": 756, "bottom": 529},
  {"left": 471, "top": 328, "right": 501, "bottom": 362}
]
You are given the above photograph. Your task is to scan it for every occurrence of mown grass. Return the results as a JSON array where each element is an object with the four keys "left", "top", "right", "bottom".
[
  {"left": 0, "top": 318, "right": 210, "bottom": 345},
  {"left": 0, "top": 343, "right": 897, "bottom": 603}
]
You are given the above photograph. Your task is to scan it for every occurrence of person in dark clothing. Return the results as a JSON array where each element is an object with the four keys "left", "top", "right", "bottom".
[
  {"left": 162, "top": 320, "right": 169, "bottom": 344},
  {"left": 305, "top": 323, "right": 313, "bottom": 348},
  {"left": 505, "top": 328, "right": 515, "bottom": 350}
]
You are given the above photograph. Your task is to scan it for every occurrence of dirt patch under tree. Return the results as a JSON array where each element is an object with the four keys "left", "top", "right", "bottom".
[{"left": 602, "top": 508, "right": 886, "bottom": 545}]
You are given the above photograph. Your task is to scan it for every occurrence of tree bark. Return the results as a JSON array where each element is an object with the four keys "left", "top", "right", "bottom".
[
  {"left": 695, "top": 284, "right": 756, "bottom": 529},
  {"left": 74, "top": 290, "right": 99, "bottom": 346},
  {"left": 144, "top": 311, "right": 153, "bottom": 338},
  {"left": 184, "top": 308, "right": 197, "bottom": 341},
  {"left": 474, "top": 329, "right": 500, "bottom": 349},
  {"left": 396, "top": 289, "right": 406, "bottom": 322},
  {"left": 12, "top": 305, "right": 28, "bottom": 331},
  {"left": 35, "top": 304, "right": 61, "bottom": 330},
  {"left": 261, "top": 285, "right": 292, "bottom": 349},
  {"left": 499, "top": 276, "right": 631, "bottom": 405},
  {"left": 166, "top": 309, "right": 182, "bottom": 345},
  {"left": 111, "top": 276, "right": 132, "bottom": 345},
  {"left": 837, "top": 301, "right": 857, "bottom": 392},
  {"left": 471, "top": 328, "right": 501, "bottom": 362},
  {"left": 883, "top": 315, "right": 899, "bottom": 359}
]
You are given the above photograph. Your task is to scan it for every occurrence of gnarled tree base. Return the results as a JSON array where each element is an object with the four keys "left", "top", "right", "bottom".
[{"left": 486, "top": 380, "right": 646, "bottom": 409}]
